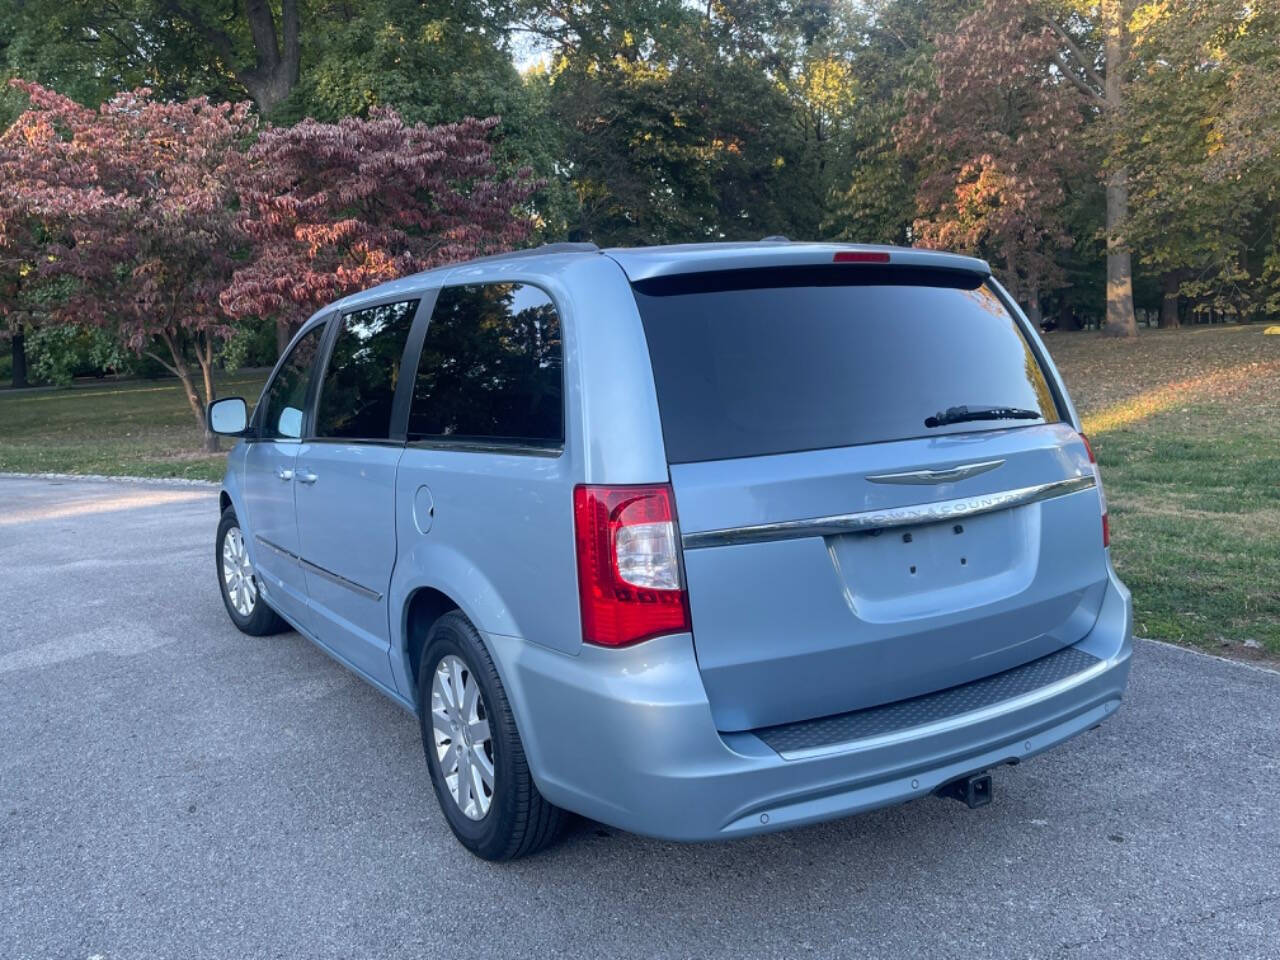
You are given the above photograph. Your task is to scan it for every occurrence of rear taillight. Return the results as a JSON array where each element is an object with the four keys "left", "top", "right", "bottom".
[
  {"left": 573, "top": 484, "right": 691, "bottom": 647},
  {"left": 1080, "top": 433, "right": 1109, "bottom": 547}
]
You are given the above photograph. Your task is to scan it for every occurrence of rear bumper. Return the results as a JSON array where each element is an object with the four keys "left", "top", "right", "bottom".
[{"left": 490, "top": 569, "right": 1133, "bottom": 842}]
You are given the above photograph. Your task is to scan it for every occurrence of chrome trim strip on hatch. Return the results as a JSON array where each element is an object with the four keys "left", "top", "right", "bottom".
[
  {"left": 866, "top": 459, "right": 1006, "bottom": 485},
  {"left": 769, "top": 651, "right": 1122, "bottom": 761},
  {"left": 680, "top": 474, "right": 1096, "bottom": 550}
]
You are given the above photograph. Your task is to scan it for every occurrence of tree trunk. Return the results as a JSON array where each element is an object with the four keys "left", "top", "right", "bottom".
[
  {"left": 11, "top": 324, "right": 28, "bottom": 388},
  {"left": 175, "top": 363, "right": 207, "bottom": 445},
  {"left": 1102, "top": 0, "right": 1138, "bottom": 338},
  {"left": 1160, "top": 274, "right": 1182, "bottom": 328},
  {"left": 240, "top": 0, "right": 302, "bottom": 115},
  {"left": 164, "top": 0, "right": 301, "bottom": 115},
  {"left": 158, "top": 330, "right": 217, "bottom": 452},
  {"left": 276, "top": 317, "right": 291, "bottom": 357},
  {"left": 196, "top": 331, "right": 220, "bottom": 453},
  {"left": 1025, "top": 290, "right": 1043, "bottom": 327},
  {"left": 1104, "top": 168, "right": 1138, "bottom": 337}
]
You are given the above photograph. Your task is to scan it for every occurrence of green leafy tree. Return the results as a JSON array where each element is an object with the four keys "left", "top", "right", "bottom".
[
  {"left": 541, "top": 0, "right": 866, "bottom": 243},
  {"left": 0, "top": 0, "right": 298, "bottom": 114},
  {"left": 1121, "top": 0, "right": 1280, "bottom": 323},
  {"left": 278, "top": 0, "right": 573, "bottom": 242},
  {"left": 25, "top": 323, "right": 133, "bottom": 386},
  {"left": 1039, "top": 0, "right": 1140, "bottom": 336},
  {"left": 825, "top": 0, "right": 977, "bottom": 244}
]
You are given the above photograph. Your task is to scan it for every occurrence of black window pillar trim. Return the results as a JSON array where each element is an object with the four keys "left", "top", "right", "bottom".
[
  {"left": 390, "top": 289, "right": 441, "bottom": 443},
  {"left": 302, "top": 310, "right": 343, "bottom": 442}
]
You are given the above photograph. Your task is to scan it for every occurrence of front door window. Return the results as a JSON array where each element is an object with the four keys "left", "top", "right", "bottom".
[{"left": 259, "top": 325, "right": 325, "bottom": 440}]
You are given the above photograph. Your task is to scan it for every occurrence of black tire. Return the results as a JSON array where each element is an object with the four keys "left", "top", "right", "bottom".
[
  {"left": 417, "top": 611, "right": 566, "bottom": 861},
  {"left": 216, "top": 507, "right": 288, "bottom": 636}
]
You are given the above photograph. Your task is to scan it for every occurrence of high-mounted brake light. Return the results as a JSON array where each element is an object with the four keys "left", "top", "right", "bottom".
[
  {"left": 1080, "top": 433, "right": 1109, "bottom": 547},
  {"left": 573, "top": 484, "right": 691, "bottom": 647},
  {"left": 833, "top": 251, "right": 891, "bottom": 263}
]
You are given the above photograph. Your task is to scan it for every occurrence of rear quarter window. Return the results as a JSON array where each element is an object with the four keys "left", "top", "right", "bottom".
[
  {"left": 407, "top": 282, "right": 564, "bottom": 448},
  {"left": 632, "top": 266, "right": 1061, "bottom": 463}
]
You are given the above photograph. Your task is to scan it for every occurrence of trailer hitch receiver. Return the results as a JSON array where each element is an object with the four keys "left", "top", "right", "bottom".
[{"left": 937, "top": 772, "right": 993, "bottom": 809}]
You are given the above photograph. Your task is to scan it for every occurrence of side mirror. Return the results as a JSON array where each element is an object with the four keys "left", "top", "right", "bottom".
[{"left": 208, "top": 397, "right": 249, "bottom": 436}]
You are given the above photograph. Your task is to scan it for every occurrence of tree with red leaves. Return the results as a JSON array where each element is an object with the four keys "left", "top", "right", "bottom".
[
  {"left": 0, "top": 81, "right": 255, "bottom": 450},
  {"left": 897, "top": 1, "right": 1089, "bottom": 326},
  {"left": 901, "top": 0, "right": 1140, "bottom": 336},
  {"left": 222, "top": 110, "right": 539, "bottom": 348}
]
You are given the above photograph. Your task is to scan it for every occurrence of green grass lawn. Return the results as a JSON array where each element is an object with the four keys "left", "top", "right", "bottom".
[
  {"left": 1046, "top": 325, "right": 1280, "bottom": 658},
  {"left": 0, "top": 372, "right": 268, "bottom": 482},
  {"left": 1, "top": 326, "right": 1277, "bottom": 658}
]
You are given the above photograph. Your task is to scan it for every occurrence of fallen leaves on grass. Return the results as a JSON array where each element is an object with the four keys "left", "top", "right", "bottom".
[
  {"left": 1046, "top": 325, "right": 1280, "bottom": 416},
  {"left": 1081, "top": 360, "right": 1280, "bottom": 435}
]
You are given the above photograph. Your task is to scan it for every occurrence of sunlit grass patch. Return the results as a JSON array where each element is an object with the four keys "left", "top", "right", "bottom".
[{"left": 1080, "top": 360, "right": 1280, "bottom": 435}]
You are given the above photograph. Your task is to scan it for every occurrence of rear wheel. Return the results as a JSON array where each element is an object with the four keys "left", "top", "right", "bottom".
[
  {"left": 417, "top": 611, "right": 566, "bottom": 860},
  {"left": 216, "top": 507, "right": 288, "bottom": 636}
]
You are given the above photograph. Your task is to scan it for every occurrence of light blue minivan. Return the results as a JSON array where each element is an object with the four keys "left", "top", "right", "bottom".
[{"left": 209, "top": 241, "right": 1132, "bottom": 860}]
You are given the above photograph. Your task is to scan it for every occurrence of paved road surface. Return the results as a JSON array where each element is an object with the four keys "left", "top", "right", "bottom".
[{"left": 2, "top": 476, "right": 1278, "bottom": 959}]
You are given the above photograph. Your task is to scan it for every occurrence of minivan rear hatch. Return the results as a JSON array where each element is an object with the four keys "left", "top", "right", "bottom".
[{"left": 629, "top": 261, "right": 1108, "bottom": 732}]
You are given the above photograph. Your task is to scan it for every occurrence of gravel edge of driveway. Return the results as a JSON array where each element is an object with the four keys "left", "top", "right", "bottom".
[{"left": 0, "top": 470, "right": 219, "bottom": 488}]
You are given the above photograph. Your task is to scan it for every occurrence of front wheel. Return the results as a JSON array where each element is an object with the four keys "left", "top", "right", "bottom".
[
  {"left": 418, "top": 611, "right": 566, "bottom": 860},
  {"left": 216, "top": 507, "right": 288, "bottom": 636}
]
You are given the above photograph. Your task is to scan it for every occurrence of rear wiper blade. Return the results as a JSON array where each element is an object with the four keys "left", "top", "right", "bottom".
[{"left": 925, "top": 405, "right": 1043, "bottom": 428}]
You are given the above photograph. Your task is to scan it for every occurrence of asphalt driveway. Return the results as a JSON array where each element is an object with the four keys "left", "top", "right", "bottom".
[{"left": 2, "top": 476, "right": 1278, "bottom": 959}]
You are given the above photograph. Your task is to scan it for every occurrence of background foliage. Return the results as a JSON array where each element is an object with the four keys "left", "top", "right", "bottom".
[{"left": 1, "top": 0, "right": 1278, "bottom": 405}]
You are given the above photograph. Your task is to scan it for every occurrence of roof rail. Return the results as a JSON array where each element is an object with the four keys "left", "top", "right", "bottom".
[{"left": 760, "top": 235, "right": 790, "bottom": 242}]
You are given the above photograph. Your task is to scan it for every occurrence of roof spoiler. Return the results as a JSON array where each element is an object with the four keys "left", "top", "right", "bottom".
[{"left": 606, "top": 242, "right": 991, "bottom": 283}]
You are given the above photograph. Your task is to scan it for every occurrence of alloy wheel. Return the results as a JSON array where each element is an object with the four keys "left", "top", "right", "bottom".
[
  {"left": 221, "top": 526, "right": 257, "bottom": 617},
  {"left": 431, "top": 654, "right": 495, "bottom": 820}
]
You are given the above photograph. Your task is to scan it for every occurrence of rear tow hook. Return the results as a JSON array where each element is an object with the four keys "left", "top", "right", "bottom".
[{"left": 936, "top": 772, "right": 993, "bottom": 809}]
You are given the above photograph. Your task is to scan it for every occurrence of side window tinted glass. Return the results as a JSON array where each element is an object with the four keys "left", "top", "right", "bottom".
[
  {"left": 259, "top": 324, "right": 325, "bottom": 440},
  {"left": 315, "top": 300, "right": 418, "bottom": 440},
  {"left": 408, "top": 283, "right": 563, "bottom": 446}
]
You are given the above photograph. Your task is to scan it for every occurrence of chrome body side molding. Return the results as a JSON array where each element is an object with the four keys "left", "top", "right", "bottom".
[
  {"left": 254, "top": 535, "right": 298, "bottom": 562},
  {"left": 681, "top": 474, "right": 1096, "bottom": 550},
  {"left": 254, "top": 535, "right": 383, "bottom": 601},
  {"left": 299, "top": 557, "right": 384, "bottom": 602}
]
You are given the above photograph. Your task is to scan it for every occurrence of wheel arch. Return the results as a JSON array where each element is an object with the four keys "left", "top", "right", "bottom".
[
  {"left": 402, "top": 586, "right": 461, "bottom": 706},
  {"left": 393, "top": 575, "right": 558, "bottom": 811},
  {"left": 218, "top": 470, "right": 257, "bottom": 570}
]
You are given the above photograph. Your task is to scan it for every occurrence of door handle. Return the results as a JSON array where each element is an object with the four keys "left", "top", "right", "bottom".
[
  {"left": 277, "top": 467, "right": 294, "bottom": 482},
  {"left": 296, "top": 469, "right": 318, "bottom": 485}
]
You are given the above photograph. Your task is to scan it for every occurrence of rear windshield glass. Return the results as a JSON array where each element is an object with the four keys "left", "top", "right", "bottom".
[{"left": 632, "top": 266, "right": 1061, "bottom": 463}]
